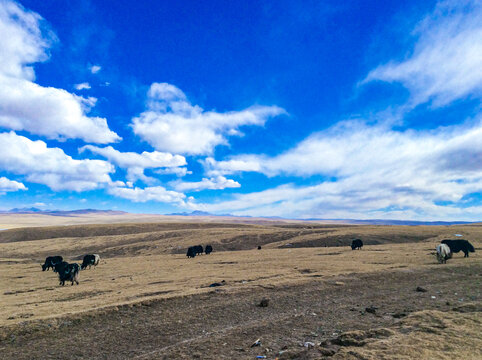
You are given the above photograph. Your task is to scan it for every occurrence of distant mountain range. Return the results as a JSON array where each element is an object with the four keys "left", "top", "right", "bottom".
[
  {"left": 313, "top": 219, "right": 476, "bottom": 226},
  {"left": 0, "top": 208, "right": 476, "bottom": 225},
  {"left": 6, "top": 207, "right": 44, "bottom": 213},
  {"left": 167, "top": 210, "right": 233, "bottom": 217},
  {"left": 0, "top": 208, "right": 126, "bottom": 216},
  {"left": 166, "top": 211, "right": 476, "bottom": 225},
  {"left": 167, "top": 210, "right": 283, "bottom": 218}
]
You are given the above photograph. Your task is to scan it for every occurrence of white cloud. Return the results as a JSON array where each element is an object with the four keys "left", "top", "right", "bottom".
[
  {"left": 0, "top": 176, "right": 27, "bottom": 193},
  {"left": 107, "top": 185, "right": 189, "bottom": 205},
  {"left": 74, "top": 82, "right": 91, "bottom": 90},
  {"left": 131, "top": 82, "right": 286, "bottom": 155},
  {"left": 0, "top": 131, "right": 114, "bottom": 191},
  {"left": 170, "top": 176, "right": 241, "bottom": 192},
  {"left": 364, "top": 0, "right": 482, "bottom": 107},
  {"left": 195, "top": 181, "right": 482, "bottom": 221},
  {"left": 80, "top": 145, "right": 186, "bottom": 169},
  {"left": 90, "top": 65, "right": 101, "bottom": 74},
  {"left": 0, "top": 0, "right": 51, "bottom": 80},
  {"left": 198, "top": 118, "right": 482, "bottom": 220},
  {"left": 0, "top": 1, "right": 119, "bottom": 143},
  {"left": 205, "top": 119, "right": 482, "bottom": 179},
  {"left": 80, "top": 145, "right": 187, "bottom": 183},
  {"left": 202, "top": 156, "right": 263, "bottom": 177},
  {"left": 155, "top": 167, "right": 191, "bottom": 177}
]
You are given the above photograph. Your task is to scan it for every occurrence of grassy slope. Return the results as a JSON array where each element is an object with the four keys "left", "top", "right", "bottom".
[{"left": 0, "top": 219, "right": 480, "bottom": 359}]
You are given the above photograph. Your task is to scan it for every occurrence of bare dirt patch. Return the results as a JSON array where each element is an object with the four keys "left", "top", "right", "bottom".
[{"left": 0, "top": 264, "right": 480, "bottom": 359}]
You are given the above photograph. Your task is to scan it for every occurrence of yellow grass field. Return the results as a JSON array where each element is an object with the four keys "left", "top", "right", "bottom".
[
  {"left": 1, "top": 242, "right": 479, "bottom": 327},
  {"left": 0, "top": 215, "right": 480, "bottom": 359}
]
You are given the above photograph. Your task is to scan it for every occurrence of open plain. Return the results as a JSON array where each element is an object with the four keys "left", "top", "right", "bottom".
[{"left": 0, "top": 214, "right": 481, "bottom": 359}]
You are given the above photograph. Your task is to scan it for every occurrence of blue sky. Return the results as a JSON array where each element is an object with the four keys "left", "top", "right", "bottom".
[{"left": 0, "top": 0, "right": 481, "bottom": 220}]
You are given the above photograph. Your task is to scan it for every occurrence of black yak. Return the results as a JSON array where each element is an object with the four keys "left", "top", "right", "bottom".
[
  {"left": 81, "top": 254, "right": 100, "bottom": 270},
  {"left": 205, "top": 245, "right": 213, "bottom": 254},
  {"left": 186, "top": 246, "right": 196, "bottom": 258},
  {"left": 54, "top": 262, "right": 80, "bottom": 286},
  {"left": 441, "top": 240, "right": 475, "bottom": 258},
  {"left": 194, "top": 245, "right": 204, "bottom": 255},
  {"left": 351, "top": 239, "right": 363, "bottom": 250},
  {"left": 41, "top": 256, "right": 63, "bottom": 271}
]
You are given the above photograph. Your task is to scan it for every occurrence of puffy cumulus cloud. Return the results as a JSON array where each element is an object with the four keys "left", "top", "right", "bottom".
[
  {"left": 199, "top": 119, "right": 482, "bottom": 220},
  {"left": 131, "top": 83, "right": 286, "bottom": 155},
  {"left": 364, "top": 0, "right": 482, "bottom": 108},
  {"left": 0, "top": 1, "right": 119, "bottom": 143},
  {"left": 107, "top": 185, "right": 189, "bottom": 205},
  {"left": 74, "top": 82, "right": 91, "bottom": 90},
  {"left": 170, "top": 176, "right": 240, "bottom": 192},
  {"left": 79, "top": 145, "right": 187, "bottom": 183},
  {"left": 0, "top": 76, "right": 121, "bottom": 143},
  {"left": 0, "top": 132, "right": 114, "bottom": 191},
  {"left": 0, "top": 176, "right": 27, "bottom": 193}
]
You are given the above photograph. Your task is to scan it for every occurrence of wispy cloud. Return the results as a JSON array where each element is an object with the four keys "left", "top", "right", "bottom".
[
  {"left": 131, "top": 83, "right": 286, "bottom": 155},
  {"left": 195, "top": 181, "right": 482, "bottom": 221},
  {"left": 363, "top": 0, "right": 482, "bottom": 108},
  {"left": 170, "top": 176, "right": 240, "bottom": 192},
  {"left": 195, "top": 1, "right": 482, "bottom": 220},
  {"left": 89, "top": 64, "right": 101, "bottom": 74},
  {"left": 107, "top": 185, "right": 189, "bottom": 205},
  {"left": 199, "top": 117, "right": 482, "bottom": 220},
  {"left": 155, "top": 167, "right": 191, "bottom": 177},
  {"left": 74, "top": 82, "right": 91, "bottom": 90},
  {"left": 0, "top": 1, "right": 119, "bottom": 143}
]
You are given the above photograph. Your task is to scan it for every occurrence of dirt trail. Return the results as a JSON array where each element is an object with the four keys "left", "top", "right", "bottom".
[{"left": 1, "top": 263, "right": 480, "bottom": 359}]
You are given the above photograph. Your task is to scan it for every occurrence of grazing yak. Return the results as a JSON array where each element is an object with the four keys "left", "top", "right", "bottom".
[
  {"left": 54, "top": 261, "right": 80, "bottom": 286},
  {"left": 186, "top": 246, "right": 196, "bottom": 258},
  {"left": 194, "top": 245, "right": 204, "bottom": 255},
  {"left": 441, "top": 239, "right": 475, "bottom": 258},
  {"left": 351, "top": 239, "right": 363, "bottom": 250},
  {"left": 41, "top": 255, "right": 63, "bottom": 271},
  {"left": 187, "top": 245, "right": 208, "bottom": 258},
  {"left": 81, "top": 254, "right": 100, "bottom": 270},
  {"left": 54, "top": 261, "right": 69, "bottom": 271},
  {"left": 205, "top": 245, "right": 213, "bottom": 255},
  {"left": 436, "top": 243, "right": 452, "bottom": 264}
]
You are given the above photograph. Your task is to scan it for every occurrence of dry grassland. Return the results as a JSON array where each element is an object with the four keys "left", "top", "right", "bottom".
[
  {"left": 0, "top": 217, "right": 480, "bottom": 359},
  {"left": 0, "top": 212, "right": 314, "bottom": 230},
  {"left": 1, "top": 242, "right": 476, "bottom": 326}
]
